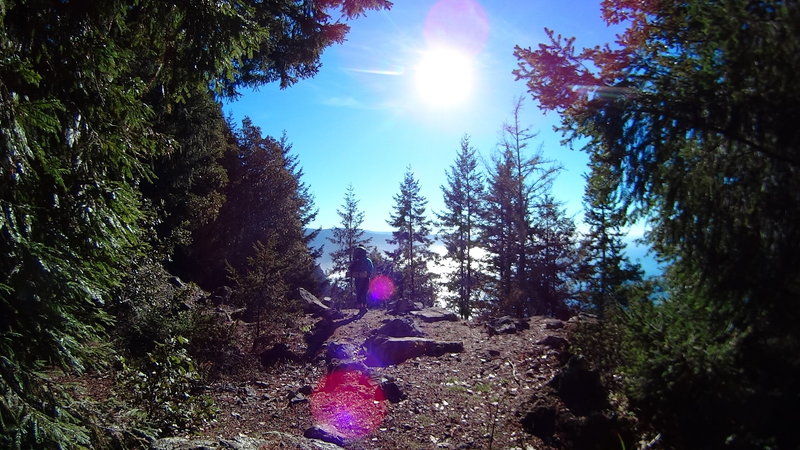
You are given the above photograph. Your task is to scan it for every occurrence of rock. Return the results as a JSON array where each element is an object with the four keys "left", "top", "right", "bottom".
[
  {"left": 547, "top": 356, "right": 609, "bottom": 416},
  {"left": 325, "top": 342, "right": 359, "bottom": 361},
  {"left": 567, "top": 313, "right": 599, "bottom": 328},
  {"left": 209, "top": 286, "right": 233, "bottom": 305},
  {"left": 150, "top": 437, "right": 216, "bottom": 449},
  {"left": 298, "top": 288, "right": 343, "bottom": 320},
  {"left": 485, "top": 316, "right": 530, "bottom": 336},
  {"left": 265, "top": 431, "right": 344, "bottom": 449},
  {"left": 567, "top": 411, "right": 639, "bottom": 450},
  {"left": 373, "top": 317, "right": 425, "bottom": 338},
  {"left": 305, "top": 319, "right": 336, "bottom": 356},
  {"left": 410, "top": 307, "right": 459, "bottom": 323},
  {"left": 328, "top": 358, "right": 371, "bottom": 375},
  {"left": 387, "top": 298, "right": 412, "bottom": 315},
  {"left": 537, "top": 335, "right": 569, "bottom": 349},
  {"left": 259, "top": 343, "right": 298, "bottom": 368},
  {"left": 364, "top": 335, "right": 464, "bottom": 367},
  {"left": 379, "top": 377, "right": 407, "bottom": 403},
  {"left": 289, "top": 392, "right": 308, "bottom": 405},
  {"left": 152, "top": 432, "right": 343, "bottom": 450},
  {"left": 324, "top": 341, "right": 371, "bottom": 374},
  {"left": 486, "top": 316, "right": 517, "bottom": 335},
  {"left": 520, "top": 399, "right": 557, "bottom": 441},
  {"left": 167, "top": 276, "right": 185, "bottom": 288},
  {"left": 544, "top": 319, "right": 565, "bottom": 329},
  {"left": 304, "top": 425, "right": 348, "bottom": 447},
  {"left": 214, "top": 305, "right": 247, "bottom": 322}
]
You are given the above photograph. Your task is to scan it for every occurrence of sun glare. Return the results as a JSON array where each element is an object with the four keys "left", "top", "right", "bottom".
[{"left": 414, "top": 46, "right": 475, "bottom": 108}]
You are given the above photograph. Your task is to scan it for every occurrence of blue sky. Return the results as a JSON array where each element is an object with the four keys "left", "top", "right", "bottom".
[{"left": 224, "top": 0, "right": 624, "bottom": 232}]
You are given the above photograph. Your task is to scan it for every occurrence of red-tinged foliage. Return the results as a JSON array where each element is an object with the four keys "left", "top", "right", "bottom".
[
  {"left": 311, "top": 0, "right": 393, "bottom": 43},
  {"left": 513, "top": 28, "right": 599, "bottom": 113},
  {"left": 513, "top": 0, "right": 662, "bottom": 113}
]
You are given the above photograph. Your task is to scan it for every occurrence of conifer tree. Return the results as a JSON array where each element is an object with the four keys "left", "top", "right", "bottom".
[
  {"left": 481, "top": 149, "right": 517, "bottom": 311},
  {"left": 438, "top": 136, "right": 485, "bottom": 319},
  {"left": 577, "top": 157, "right": 642, "bottom": 317},
  {"left": 386, "top": 167, "right": 438, "bottom": 306},
  {"left": 186, "top": 119, "right": 316, "bottom": 294},
  {"left": 481, "top": 99, "right": 560, "bottom": 316},
  {"left": 143, "top": 88, "right": 233, "bottom": 256},
  {"left": 528, "top": 194, "right": 578, "bottom": 319},
  {"left": 327, "top": 184, "right": 372, "bottom": 304}
]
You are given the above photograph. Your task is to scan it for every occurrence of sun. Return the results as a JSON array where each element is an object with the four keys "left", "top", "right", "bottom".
[{"left": 414, "top": 46, "right": 475, "bottom": 108}]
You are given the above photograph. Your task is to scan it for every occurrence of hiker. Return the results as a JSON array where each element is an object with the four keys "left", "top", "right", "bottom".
[{"left": 348, "top": 245, "right": 374, "bottom": 310}]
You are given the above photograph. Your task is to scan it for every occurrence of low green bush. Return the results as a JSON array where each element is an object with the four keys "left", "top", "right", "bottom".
[{"left": 117, "top": 336, "right": 216, "bottom": 436}]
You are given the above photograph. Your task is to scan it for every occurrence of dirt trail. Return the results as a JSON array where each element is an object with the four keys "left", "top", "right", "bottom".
[{"left": 200, "top": 308, "right": 569, "bottom": 449}]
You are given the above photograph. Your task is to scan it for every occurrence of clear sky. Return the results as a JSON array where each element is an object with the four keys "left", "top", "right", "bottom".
[{"left": 224, "top": 0, "right": 624, "bottom": 232}]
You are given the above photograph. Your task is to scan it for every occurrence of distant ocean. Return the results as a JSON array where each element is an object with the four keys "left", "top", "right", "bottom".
[{"left": 309, "top": 228, "right": 662, "bottom": 278}]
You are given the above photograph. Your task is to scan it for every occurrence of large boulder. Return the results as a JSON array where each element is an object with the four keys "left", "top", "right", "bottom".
[
  {"left": 363, "top": 335, "right": 463, "bottom": 367},
  {"left": 304, "top": 318, "right": 336, "bottom": 357},
  {"left": 372, "top": 317, "right": 425, "bottom": 338},
  {"left": 324, "top": 341, "right": 371, "bottom": 375},
  {"left": 518, "top": 395, "right": 637, "bottom": 450},
  {"left": 325, "top": 342, "right": 359, "bottom": 361},
  {"left": 152, "top": 432, "right": 343, "bottom": 450},
  {"left": 298, "top": 288, "right": 343, "bottom": 320},
  {"left": 410, "top": 307, "right": 458, "bottom": 323}
]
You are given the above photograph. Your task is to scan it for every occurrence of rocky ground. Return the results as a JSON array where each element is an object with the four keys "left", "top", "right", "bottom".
[
  {"left": 145, "top": 289, "right": 640, "bottom": 450},
  {"left": 71, "top": 290, "right": 642, "bottom": 449}
]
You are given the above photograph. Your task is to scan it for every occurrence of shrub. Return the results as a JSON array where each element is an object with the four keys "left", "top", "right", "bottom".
[
  {"left": 117, "top": 336, "right": 216, "bottom": 436},
  {"left": 620, "top": 292, "right": 743, "bottom": 448}
]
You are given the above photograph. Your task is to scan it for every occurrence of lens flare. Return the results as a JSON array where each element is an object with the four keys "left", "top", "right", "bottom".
[
  {"left": 423, "top": 0, "right": 490, "bottom": 55},
  {"left": 310, "top": 370, "right": 387, "bottom": 440},
  {"left": 368, "top": 275, "right": 395, "bottom": 302}
]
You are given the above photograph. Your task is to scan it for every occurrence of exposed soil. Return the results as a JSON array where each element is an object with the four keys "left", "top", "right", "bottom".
[{"left": 193, "top": 307, "right": 572, "bottom": 449}]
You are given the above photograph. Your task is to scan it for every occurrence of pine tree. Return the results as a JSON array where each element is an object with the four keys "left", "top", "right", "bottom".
[
  {"left": 386, "top": 167, "right": 438, "bottom": 306},
  {"left": 327, "top": 184, "right": 372, "bottom": 305},
  {"left": 577, "top": 157, "right": 642, "bottom": 317},
  {"left": 481, "top": 99, "right": 560, "bottom": 316},
  {"left": 480, "top": 150, "right": 517, "bottom": 312},
  {"left": 143, "top": 88, "right": 233, "bottom": 257},
  {"left": 437, "top": 135, "right": 485, "bottom": 319},
  {"left": 183, "top": 119, "right": 316, "bottom": 310},
  {"left": 528, "top": 194, "right": 578, "bottom": 319}
]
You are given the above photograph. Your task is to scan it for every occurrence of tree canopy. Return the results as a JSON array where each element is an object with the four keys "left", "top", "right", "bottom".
[
  {"left": 515, "top": 0, "right": 800, "bottom": 446},
  {"left": 0, "top": 0, "right": 390, "bottom": 446}
]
